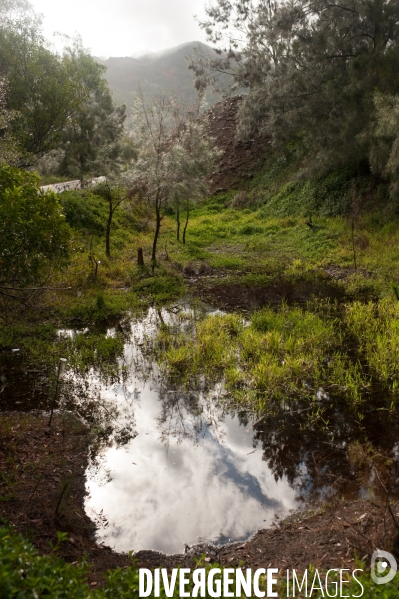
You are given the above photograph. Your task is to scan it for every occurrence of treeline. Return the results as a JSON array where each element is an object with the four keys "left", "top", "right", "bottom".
[
  {"left": 191, "top": 0, "right": 399, "bottom": 198},
  {"left": 0, "top": 0, "right": 134, "bottom": 179},
  {"left": 0, "top": 1, "right": 222, "bottom": 318}
]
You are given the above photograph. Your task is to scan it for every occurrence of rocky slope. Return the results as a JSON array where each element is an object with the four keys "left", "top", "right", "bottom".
[{"left": 207, "top": 95, "right": 271, "bottom": 193}]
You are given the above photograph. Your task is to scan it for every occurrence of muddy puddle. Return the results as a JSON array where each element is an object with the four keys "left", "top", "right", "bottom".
[{"left": 1, "top": 301, "right": 399, "bottom": 556}]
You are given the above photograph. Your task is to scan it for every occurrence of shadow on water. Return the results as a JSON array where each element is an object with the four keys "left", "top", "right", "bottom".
[{"left": 1, "top": 301, "right": 399, "bottom": 554}]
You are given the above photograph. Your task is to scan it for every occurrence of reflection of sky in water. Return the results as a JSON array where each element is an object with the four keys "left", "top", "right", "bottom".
[{"left": 85, "top": 308, "right": 298, "bottom": 554}]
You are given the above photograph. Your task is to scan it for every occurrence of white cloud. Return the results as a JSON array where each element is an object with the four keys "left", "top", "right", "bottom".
[{"left": 85, "top": 382, "right": 297, "bottom": 554}]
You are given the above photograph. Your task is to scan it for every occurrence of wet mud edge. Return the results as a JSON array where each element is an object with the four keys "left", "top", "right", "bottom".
[{"left": 0, "top": 412, "right": 397, "bottom": 586}]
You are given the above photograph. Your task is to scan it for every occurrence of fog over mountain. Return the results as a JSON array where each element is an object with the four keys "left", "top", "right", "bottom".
[{"left": 96, "top": 42, "right": 225, "bottom": 114}]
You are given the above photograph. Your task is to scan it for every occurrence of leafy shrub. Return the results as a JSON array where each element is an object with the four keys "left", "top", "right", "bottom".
[
  {"left": 239, "top": 224, "right": 264, "bottom": 235},
  {"left": 0, "top": 527, "right": 91, "bottom": 599},
  {"left": 0, "top": 166, "right": 71, "bottom": 288},
  {"left": 60, "top": 190, "right": 107, "bottom": 235},
  {"left": 1, "top": 526, "right": 398, "bottom": 598}
]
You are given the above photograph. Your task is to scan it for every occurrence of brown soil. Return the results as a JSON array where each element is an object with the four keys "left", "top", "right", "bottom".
[
  {"left": 0, "top": 412, "right": 130, "bottom": 585},
  {"left": 135, "top": 500, "right": 398, "bottom": 571},
  {"left": 1, "top": 412, "right": 398, "bottom": 584}
]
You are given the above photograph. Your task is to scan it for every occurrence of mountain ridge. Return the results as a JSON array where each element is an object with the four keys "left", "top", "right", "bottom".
[{"left": 96, "top": 41, "right": 224, "bottom": 111}]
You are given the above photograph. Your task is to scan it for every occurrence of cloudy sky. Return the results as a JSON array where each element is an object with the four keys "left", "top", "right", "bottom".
[{"left": 29, "top": 0, "right": 209, "bottom": 58}]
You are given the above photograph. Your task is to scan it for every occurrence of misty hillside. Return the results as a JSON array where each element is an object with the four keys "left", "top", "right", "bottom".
[{"left": 96, "top": 42, "right": 224, "bottom": 112}]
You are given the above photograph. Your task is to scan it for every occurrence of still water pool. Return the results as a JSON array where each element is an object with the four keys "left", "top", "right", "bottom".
[{"left": 84, "top": 306, "right": 298, "bottom": 554}]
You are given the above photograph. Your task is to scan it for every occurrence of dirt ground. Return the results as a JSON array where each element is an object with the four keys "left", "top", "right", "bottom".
[
  {"left": 1, "top": 412, "right": 398, "bottom": 586},
  {"left": 136, "top": 500, "right": 399, "bottom": 571},
  {"left": 0, "top": 413, "right": 131, "bottom": 585}
]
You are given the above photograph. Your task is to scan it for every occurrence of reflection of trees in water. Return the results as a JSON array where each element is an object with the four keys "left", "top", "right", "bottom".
[
  {"left": 156, "top": 384, "right": 228, "bottom": 449},
  {"left": 129, "top": 306, "right": 399, "bottom": 503},
  {"left": 0, "top": 324, "right": 138, "bottom": 449},
  {"left": 52, "top": 308, "right": 399, "bottom": 502},
  {"left": 61, "top": 360, "right": 137, "bottom": 451},
  {"left": 246, "top": 397, "right": 399, "bottom": 501}
]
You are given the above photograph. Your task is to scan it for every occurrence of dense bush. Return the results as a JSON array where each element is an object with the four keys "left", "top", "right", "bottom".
[
  {"left": 60, "top": 191, "right": 107, "bottom": 236},
  {"left": 0, "top": 166, "right": 71, "bottom": 296}
]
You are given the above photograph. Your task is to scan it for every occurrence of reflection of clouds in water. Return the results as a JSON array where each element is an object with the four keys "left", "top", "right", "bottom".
[{"left": 86, "top": 381, "right": 297, "bottom": 554}]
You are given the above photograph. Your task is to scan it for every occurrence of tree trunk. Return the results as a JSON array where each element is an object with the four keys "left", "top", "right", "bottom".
[
  {"left": 137, "top": 248, "right": 144, "bottom": 266},
  {"left": 152, "top": 204, "right": 161, "bottom": 262},
  {"left": 176, "top": 206, "right": 180, "bottom": 241},
  {"left": 182, "top": 206, "right": 189, "bottom": 245},
  {"left": 106, "top": 203, "right": 112, "bottom": 258}
]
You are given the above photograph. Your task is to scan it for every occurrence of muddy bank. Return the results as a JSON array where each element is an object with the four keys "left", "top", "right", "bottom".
[
  {"left": 0, "top": 413, "right": 130, "bottom": 584},
  {"left": 1, "top": 412, "right": 397, "bottom": 584},
  {"left": 135, "top": 500, "right": 398, "bottom": 571}
]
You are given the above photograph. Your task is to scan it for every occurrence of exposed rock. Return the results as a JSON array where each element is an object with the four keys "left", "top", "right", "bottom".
[{"left": 207, "top": 95, "right": 271, "bottom": 192}]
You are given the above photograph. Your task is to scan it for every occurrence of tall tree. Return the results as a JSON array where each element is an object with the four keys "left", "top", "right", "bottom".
[
  {"left": 369, "top": 92, "right": 399, "bottom": 197},
  {"left": 0, "top": 2, "right": 125, "bottom": 172},
  {"left": 128, "top": 92, "right": 221, "bottom": 262},
  {"left": 0, "top": 78, "right": 19, "bottom": 164},
  {"left": 191, "top": 0, "right": 399, "bottom": 175},
  {"left": 57, "top": 39, "right": 126, "bottom": 180},
  {"left": 169, "top": 118, "right": 222, "bottom": 244},
  {"left": 93, "top": 179, "right": 128, "bottom": 258},
  {"left": 0, "top": 3, "right": 86, "bottom": 165}
]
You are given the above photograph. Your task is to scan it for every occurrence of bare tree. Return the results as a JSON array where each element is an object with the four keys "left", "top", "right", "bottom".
[
  {"left": 94, "top": 179, "right": 128, "bottom": 258},
  {"left": 127, "top": 91, "right": 222, "bottom": 263}
]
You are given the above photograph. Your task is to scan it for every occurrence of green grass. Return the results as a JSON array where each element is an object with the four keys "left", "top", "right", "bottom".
[
  {"left": 26, "top": 165, "right": 399, "bottom": 329},
  {"left": 153, "top": 298, "right": 399, "bottom": 414},
  {"left": 7, "top": 172, "right": 399, "bottom": 392}
]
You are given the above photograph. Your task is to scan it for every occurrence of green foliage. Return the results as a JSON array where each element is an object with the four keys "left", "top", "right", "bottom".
[
  {"left": 0, "top": 78, "right": 19, "bottom": 164},
  {"left": 0, "top": 526, "right": 221, "bottom": 599},
  {"left": 370, "top": 92, "right": 399, "bottom": 198},
  {"left": 66, "top": 331, "right": 125, "bottom": 376},
  {"left": 65, "top": 292, "right": 132, "bottom": 324},
  {"left": 0, "top": 7, "right": 84, "bottom": 164},
  {"left": 0, "top": 4, "right": 124, "bottom": 172},
  {"left": 0, "top": 526, "right": 91, "bottom": 599},
  {"left": 252, "top": 160, "right": 353, "bottom": 218},
  {"left": 60, "top": 191, "right": 107, "bottom": 235},
  {"left": 156, "top": 298, "right": 399, "bottom": 410},
  {"left": 0, "top": 165, "right": 71, "bottom": 290},
  {"left": 128, "top": 92, "right": 221, "bottom": 260},
  {"left": 345, "top": 299, "right": 399, "bottom": 396},
  {"left": 131, "top": 272, "right": 184, "bottom": 303},
  {"left": 57, "top": 40, "right": 126, "bottom": 179},
  {"left": 195, "top": 0, "right": 399, "bottom": 180}
]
